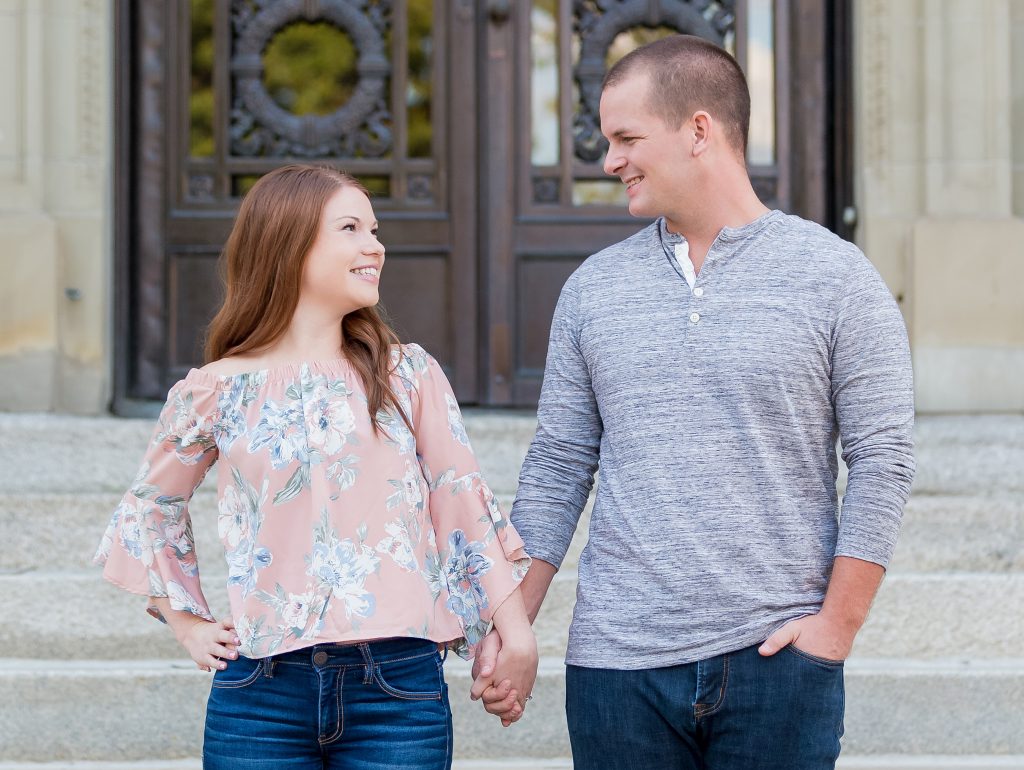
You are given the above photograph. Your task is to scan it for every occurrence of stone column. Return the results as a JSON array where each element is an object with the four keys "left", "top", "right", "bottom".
[
  {"left": 0, "top": 0, "right": 112, "bottom": 413},
  {"left": 856, "top": 0, "right": 1024, "bottom": 412}
]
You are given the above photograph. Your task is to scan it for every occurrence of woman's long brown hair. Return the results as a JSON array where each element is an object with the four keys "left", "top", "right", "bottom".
[{"left": 205, "top": 164, "right": 410, "bottom": 434}]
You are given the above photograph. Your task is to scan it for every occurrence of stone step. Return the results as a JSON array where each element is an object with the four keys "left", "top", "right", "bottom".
[
  {"left": 532, "top": 571, "right": 1024, "bottom": 661},
  {"left": 2, "top": 570, "right": 1020, "bottom": 661},
  {"left": 0, "top": 657, "right": 1021, "bottom": 761},
  {"left": 0, "top": 412, "right": 538, "bottom": 498},
  {"left": 0, "top": 491, "right": 529, "bottom": 572},
  {"left": 1, "top": 413, "right": 1022, "bottom": 499},
  {"left": 1, "top": 759, "right": 1023, "bottom": 770},
  {"left": 3, "top": 490, "right": 1020, "bottom": 575}
]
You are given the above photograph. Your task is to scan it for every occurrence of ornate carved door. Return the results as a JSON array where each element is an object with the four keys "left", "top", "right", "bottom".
[
  {"left": 114, "top": 0, "right": 849, "bottom": 411},
  {"left": 480, "top": 0, "right": 852, "bottom": 404},
  {"left": 115, "top": 0, "right": 479, "bottom": 412}
]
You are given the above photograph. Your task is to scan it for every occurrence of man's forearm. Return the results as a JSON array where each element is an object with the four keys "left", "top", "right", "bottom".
[
  {"left": 820, "top": 555, "right": 885, "bottom": 638},
  {"left": 521, "top": 558, "right": 558, "bottom": 624}
]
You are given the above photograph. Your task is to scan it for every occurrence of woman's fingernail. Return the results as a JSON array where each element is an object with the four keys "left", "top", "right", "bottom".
[{"left": 219, "top": 662, "right": 226, "bottom": 670}]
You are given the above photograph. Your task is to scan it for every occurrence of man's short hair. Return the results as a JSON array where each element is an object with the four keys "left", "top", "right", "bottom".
[{"left": 603, "top": 35, "right": 751, "bottom": 156}]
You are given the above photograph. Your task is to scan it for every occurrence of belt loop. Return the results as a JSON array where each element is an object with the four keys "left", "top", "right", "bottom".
[
  {"left": 261, "top": 657, "right": 277, "bottom": 679},
  {"left": 358, "top": 642, "right": 374, "bottom": 684},
  {"left": 440, "top": 644, "right": 449, "bottom": 663}
]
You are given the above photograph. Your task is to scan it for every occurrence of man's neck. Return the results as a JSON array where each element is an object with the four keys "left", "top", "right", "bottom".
[{"left": 665, "top": 181, "right": 769, "bottom": 270}]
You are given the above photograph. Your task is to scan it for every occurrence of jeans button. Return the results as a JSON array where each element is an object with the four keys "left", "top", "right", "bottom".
[{"left": 313, "top": 651, "right": 329, "bottom": 666}]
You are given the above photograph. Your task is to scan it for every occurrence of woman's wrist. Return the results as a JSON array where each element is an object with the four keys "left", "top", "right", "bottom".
[{"left": 493, "top": 628, "right": 536, "bottom": 654}]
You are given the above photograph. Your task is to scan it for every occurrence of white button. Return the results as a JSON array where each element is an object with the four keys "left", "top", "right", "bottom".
[
  {"left": 690, "top": 312, "right": 700, "bottom": 323},
  {"left": 693, "top": 287, "right": 704, "bottom": 297}
]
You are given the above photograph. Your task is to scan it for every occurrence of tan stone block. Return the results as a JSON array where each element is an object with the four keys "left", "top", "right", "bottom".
[
  {"left": 54, "top": 214, "right": 107, "bottom": 363},
  {"left": 913, "top": 346, "right": 1024, "bottom": 412},
  {"left": 0, "top": 212, "right": 58, "bottom": 353},
  {"left": 910, "top": 218, "right": 1024, "bottom": 348},
  {"left": 0, "top": 2, "right": 24, "bottom": 182},
  {"left": 857, "top": 215, "right": 912, "bottom": 311}
]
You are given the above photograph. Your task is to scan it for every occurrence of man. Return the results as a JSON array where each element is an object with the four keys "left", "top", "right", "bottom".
[{"left": 470, "top": 34, "right": 915, "bottom": 769}]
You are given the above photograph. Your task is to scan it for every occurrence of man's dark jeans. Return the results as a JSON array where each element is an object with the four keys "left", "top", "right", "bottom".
[{"left": 566, "top": 642, "right": 845, "bottom": 770}]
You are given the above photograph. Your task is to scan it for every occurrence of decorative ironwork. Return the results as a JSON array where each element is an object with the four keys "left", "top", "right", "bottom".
[
  {"left": 532, "top": 176, "right": 560, "bottom": 204},
  {"left": 229, "top": 0, "right": 393, "bottom": 158},
  {"left": 572, "top": 0, "right": 736, "bottom": 162},
  {"left": 407, "top": 174, "right": 433, "bottom": 200},
  {"left": 187, "top": 173, "right": 216, "bottom": 201}
]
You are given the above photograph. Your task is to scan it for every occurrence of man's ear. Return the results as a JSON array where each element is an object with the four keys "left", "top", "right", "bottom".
[{"left": 691, "top": 111, "right": 712, "bottom": 156}]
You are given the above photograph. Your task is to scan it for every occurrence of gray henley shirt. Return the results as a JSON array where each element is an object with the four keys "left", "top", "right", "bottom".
[{"left": 510, "top": 210, "right": 916, "bottom": 669}]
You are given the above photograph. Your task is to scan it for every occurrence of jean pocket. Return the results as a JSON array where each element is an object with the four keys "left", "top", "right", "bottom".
[
  {"left": 783, "top": 643, "right": 845, "bottom": 668},
  {"left": 211, "top": 655, "right": 264, "bottom": 689},
  {"left": 373, "top": 652, "right": 444, "bottom": 701}
]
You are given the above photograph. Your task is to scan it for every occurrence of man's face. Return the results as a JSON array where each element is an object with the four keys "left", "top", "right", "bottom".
[{"left": 600, "top": 71, "right": 693, "bottom": 220}]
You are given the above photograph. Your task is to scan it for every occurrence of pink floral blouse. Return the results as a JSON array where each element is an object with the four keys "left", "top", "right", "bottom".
[{"left": 95, "top": 344, "right": 530, "bottom": 659}]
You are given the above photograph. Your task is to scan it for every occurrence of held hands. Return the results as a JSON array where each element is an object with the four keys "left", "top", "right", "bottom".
[
  {"left": 470, "top": 628, "right": 538, "bottom": 727},
  {"left": 758, "top": 611, "right": 855, "bottom": 662},
  {"left": 176, "top": 616, "right": 240, "bottom": 672}
]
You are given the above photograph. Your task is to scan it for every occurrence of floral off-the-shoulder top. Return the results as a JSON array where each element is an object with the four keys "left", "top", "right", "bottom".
[{"left": 95, "top": 344, "right": 530, "bottom": 659}]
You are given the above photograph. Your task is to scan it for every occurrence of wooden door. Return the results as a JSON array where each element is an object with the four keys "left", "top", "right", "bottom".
[
  {"left": 479, "top": 0, "right": 852, "bottom": 404},
  {"left": 115, "top": 0, "right": 479, "bottom": 412},
  {"left": 115, "top": 0, "right": 850, "bottom": 411}
]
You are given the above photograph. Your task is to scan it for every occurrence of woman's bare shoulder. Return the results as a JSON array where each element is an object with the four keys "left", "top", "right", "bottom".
[{"left": 199, "top": 355, "right": 268, "bottom": 377}]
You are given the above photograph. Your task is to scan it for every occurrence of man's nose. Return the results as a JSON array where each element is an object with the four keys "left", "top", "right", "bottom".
[{"left": 603, "top": 148, "right": 622, "bottom": 177}]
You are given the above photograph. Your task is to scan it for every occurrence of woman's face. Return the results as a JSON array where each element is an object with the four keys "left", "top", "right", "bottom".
[{"left": 301, "top": 185, "right": 385, "bottom": 316}]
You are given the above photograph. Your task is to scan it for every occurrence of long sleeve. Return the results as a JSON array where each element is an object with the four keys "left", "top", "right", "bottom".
[
  {"left": 408, "top": 346, "right": 530, "bottom": 647},
  {"left": 831, "top": 258, "right": 916, "bottom": 567},
  {"left": 510, "top": 274, "right": 602, "bottom": 568},
  {"left": 94, "top": 379, "right": 220, "bottom": 621}
]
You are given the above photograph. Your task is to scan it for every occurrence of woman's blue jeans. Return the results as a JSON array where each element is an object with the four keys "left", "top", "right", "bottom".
[
  {"left": 566, "top": 642, "right": 845, "bottom": 770},
  {"left": 203, "top": 637, "right": 453, "bottom": 770}
]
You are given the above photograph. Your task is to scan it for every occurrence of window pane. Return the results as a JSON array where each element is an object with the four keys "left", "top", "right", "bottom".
[
  {"left": 263, "top": 22, "right": 357, "bottom": 116},
  {"left": 746, "top": 0, "right": 775, "bottom": 165},
  {"left": 572, "top": 180, "right": 626, "bottom": 206},
  {"left": 189, "top": 0, "right": 214, "bottom": 158},
  {"left": 531, "top": 0, "right": 559, "bottom": 166},
  {"left": 407, "top": 0, "right": 433, "bottom": 158}
]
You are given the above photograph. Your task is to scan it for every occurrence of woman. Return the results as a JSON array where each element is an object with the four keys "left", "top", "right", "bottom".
[{"left": 95, "top": 164, "right": 537, "bottom": 769}]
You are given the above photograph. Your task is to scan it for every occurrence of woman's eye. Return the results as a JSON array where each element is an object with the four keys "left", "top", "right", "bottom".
[
  {"left": 371, "top": 229, "right": 379, "bottom": 237},
  {"left": 342, "top": 223, "right": 356, "bottom": 231}
]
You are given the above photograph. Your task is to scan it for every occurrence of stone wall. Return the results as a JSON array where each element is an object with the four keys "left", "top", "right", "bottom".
[
  {"left": 0, "top": 0, "right": 111, "bottom": 413},
  {"left": 856, "top": 0, "right": 1024, "bottom": 412}
]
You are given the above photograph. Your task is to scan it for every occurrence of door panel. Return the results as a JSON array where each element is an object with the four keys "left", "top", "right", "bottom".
[
  {"left": 481, "top": 0, "right": 842, "bottom": 405},
  {"left": 116, "top": 0, "right": 477, "bottom": 408}
]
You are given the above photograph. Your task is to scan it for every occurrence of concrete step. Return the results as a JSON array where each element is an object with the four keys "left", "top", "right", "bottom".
[
  {"left": 0, "top": 491, "right": 531, "bottom": 572},
  {"left": 1, "top": 657, "right": 1022, "bottom": 761},
  {"left": 3, "top": 489, "right": 1020, "bottom": 575},
  {"left": 2, "top": 759, "right": 1024, "bottom": 770},
  {"left": 0, "top": 412, "right": 537, "bottom": 498},
  {"left": 531, "top": 571, "right": 1024, "bottom": 661},
  {"left": 2, "top": 413, "right": 1022, "bottom": 499},
  {"left": 3, "top": 570, "right": 1020, "bottom": 661}
]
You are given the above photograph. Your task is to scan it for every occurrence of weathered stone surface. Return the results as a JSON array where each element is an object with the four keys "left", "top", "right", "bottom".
[{"left": 1, "top": 658, "right": 1022, "bottom": 761}]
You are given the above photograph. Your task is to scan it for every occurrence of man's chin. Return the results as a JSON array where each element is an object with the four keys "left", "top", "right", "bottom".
[{"left": 627, "top": 197, "right": 652, "bottom": 219}]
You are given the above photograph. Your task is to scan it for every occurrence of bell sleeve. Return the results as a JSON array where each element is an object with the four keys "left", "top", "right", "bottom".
[
  {"left": 408, "top": 345, "right": 531, "bottom": 648},
  {"left": 94, "top": 378, "right": 220, "bottom": 622}
]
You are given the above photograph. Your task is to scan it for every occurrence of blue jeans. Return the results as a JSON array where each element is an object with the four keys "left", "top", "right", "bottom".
[
  {"left": 566, "top": 642, "right": 845, "bottom": 770},
  {"left": 203, "top": 637, "right": 453, "bottom": 770}
]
